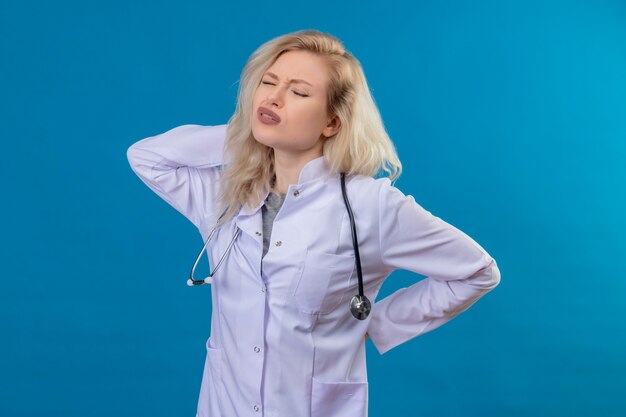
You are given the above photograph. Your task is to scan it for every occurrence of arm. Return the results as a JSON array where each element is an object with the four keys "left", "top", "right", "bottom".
[
  {"left": 367, "top": 178, "right": 501, "bottom": 354},
  {"left": 126, "top": 124, "right": 228, "bottom": 229}
]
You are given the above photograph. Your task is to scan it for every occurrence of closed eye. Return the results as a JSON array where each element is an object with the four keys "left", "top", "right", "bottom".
[{"left": 261, "top": 81, "right": 309, "bottom": 97}]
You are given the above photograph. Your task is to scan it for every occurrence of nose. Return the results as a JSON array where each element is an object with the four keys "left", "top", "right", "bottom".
[
  {"left": 266, "top": 84, "right": 286, "bottom": 107},
  {"left": 266, "top": 92, "right": 281, "bottom": 108}
]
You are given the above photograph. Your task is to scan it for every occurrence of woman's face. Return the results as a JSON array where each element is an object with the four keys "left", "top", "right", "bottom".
[{"left": 251, "top": 50, "right": 340, "bottom": 157}]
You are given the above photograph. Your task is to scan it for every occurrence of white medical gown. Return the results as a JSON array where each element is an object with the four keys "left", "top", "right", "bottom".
[{"left": 126, "top": 124, "right": 501, "bottom": 417}]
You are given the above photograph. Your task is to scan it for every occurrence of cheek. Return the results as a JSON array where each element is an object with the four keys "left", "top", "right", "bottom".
[
  {"left": 294, "top": 102, "right": 327, "bottom": 126},
  {"left": 252, "top": 85, "right": 265, "bottom": 104},
  {"left": 251, "top": 92, "right": 264, "bottom": 120},
  {"left": 251, "top": 90, "right": 261, "bottom": 108}
]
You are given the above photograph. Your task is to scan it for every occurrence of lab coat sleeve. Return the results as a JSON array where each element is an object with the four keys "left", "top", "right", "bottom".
[
  {"left": 367, "top": 178, "right": 501, "bottom": 355},
  {"left": 126, "top": 124, "right": 228, "bottom": 229}
]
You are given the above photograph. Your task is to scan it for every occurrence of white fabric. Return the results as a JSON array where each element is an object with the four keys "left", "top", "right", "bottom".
[{"left": 127, "top": 124, "right": 501, "bottom": 417}]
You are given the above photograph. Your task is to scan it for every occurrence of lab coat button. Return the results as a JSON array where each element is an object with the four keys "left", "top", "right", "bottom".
[
  {"left": 253, "top": 404, "right": 260, "bottom": 412},
  {"left": 293, "top": 190, "right": 300, "bottom": 197},
  {"left": 255, "top": 231, "right": 261, "bottom": 236},
  {"left": 254, "top": 346, "right": 261, "bottom": 353},
  {"left": 275, "top": 240, "right": 282, "bottom": 246}
]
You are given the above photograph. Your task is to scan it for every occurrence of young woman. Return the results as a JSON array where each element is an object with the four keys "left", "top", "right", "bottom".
[{"left": 127, "top": 29, "right": 500, "bottom": 417}]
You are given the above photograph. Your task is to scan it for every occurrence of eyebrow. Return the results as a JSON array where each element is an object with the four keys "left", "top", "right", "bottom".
[{"left": 264, "top": 71, "right": 313, "bottom": 87}]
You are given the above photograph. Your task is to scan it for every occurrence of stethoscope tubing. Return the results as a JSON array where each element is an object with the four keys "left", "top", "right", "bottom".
[
  {"left": 187, "top": 209, "right": 237, "bottom": 286},
  {"left": 340, "top": 172, "right": 365, "bottom": 299},
  {"left": 187, "top": 172, "right": 371, "bottom": 319}
]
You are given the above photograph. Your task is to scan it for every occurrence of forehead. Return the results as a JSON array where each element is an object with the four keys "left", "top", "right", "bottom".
[{"left": 266, "top": 50, "right": 330, "bottom": 89}]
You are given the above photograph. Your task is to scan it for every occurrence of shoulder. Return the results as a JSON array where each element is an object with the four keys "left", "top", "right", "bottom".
[
  {"left": 342, "top": 174, "right": 405, "bottom": 218},
  {"left": 344, "top": 174, "right": 429, "bottom": 226},
  {"left": 345, "top": 174, "right": 407, "bottom": 206}
]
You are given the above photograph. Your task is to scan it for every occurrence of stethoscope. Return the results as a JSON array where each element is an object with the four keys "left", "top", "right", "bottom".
[{"left": 186, "top": 173, "right": 371, "bottom": 320}]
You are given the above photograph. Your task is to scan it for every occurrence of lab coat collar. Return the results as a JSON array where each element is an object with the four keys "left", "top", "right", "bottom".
[
  {"left": 236, "top": 156, "right": 334, "bottom": 218},
  {"left": 296, "top": 155, "right": 332, "bottom": 184}
]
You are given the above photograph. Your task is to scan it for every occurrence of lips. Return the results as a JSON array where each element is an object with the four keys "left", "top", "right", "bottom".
[{"left": 258, "top": 106, "right": 281, "bottom": 123}]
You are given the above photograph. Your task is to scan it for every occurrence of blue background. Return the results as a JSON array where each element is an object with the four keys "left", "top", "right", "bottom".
[{"left": 2, "top": 0, "right": 625, "bottom": 416}]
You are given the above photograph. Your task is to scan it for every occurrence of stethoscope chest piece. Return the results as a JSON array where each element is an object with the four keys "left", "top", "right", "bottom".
[{"left": 350, "top": 295, "right": 371, "bottom": 320}]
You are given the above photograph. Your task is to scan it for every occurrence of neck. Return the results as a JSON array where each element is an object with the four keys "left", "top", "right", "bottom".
[{"left": 272, "top": 148, "right": 322, "bottom": 193}]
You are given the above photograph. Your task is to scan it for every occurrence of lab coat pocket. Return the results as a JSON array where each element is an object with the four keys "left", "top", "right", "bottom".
[
  {"left": 197, "top": 338, "right": 223, "bottom": 417},
  {"left": 295, "top": 249, "right": 355, "bottom": 315},
  {"left": 311, "top": 376, "right": 368, "bottom": 417}
]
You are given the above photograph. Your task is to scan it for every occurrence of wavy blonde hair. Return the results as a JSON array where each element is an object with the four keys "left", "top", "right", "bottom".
[{"left": 215, "top": 29, "right": 402, "bottom": 226}]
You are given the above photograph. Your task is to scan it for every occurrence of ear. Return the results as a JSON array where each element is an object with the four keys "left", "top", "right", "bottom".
[{"left": 322, "top": 114, "right": 341, "bottom": 138}]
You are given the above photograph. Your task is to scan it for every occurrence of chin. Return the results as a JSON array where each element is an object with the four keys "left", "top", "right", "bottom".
[{"left": 251, "top": 127, "right": 280, "bottom": 148}]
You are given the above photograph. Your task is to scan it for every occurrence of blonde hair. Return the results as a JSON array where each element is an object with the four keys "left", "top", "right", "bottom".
[{"left": 215, "top": 29, "right": 402, "bottom": 226}]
